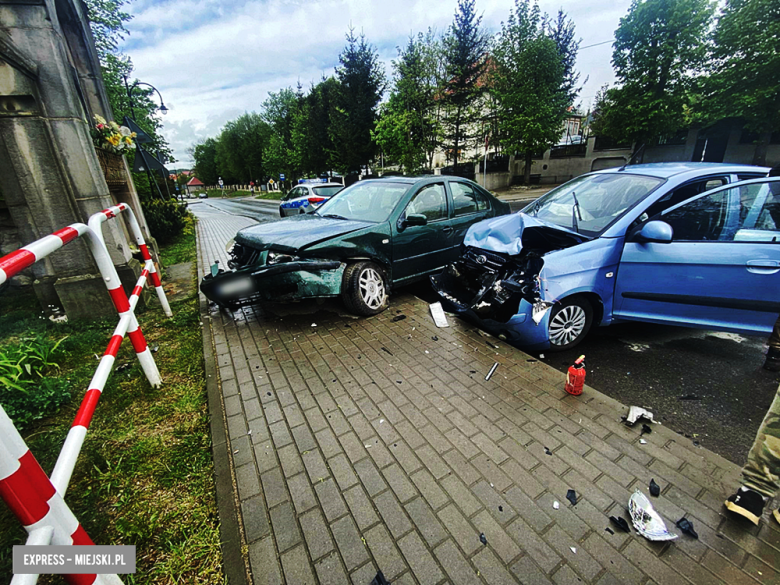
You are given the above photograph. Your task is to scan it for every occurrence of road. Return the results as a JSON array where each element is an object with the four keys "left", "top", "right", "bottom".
[{"left": 189, "top": 196, "right": 778, "bottom": 465}]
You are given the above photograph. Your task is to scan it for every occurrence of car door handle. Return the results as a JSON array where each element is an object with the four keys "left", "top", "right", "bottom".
[
  {"left": 747, "top": 260, "right": 780, "bottom": 274},
  {"left": 442, "top": 226, "right": 454, "bottom": 233}
]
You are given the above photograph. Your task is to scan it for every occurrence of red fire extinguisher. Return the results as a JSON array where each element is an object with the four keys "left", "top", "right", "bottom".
[{"left": 565, "top": 355, "right": 586, "bottom": 396}]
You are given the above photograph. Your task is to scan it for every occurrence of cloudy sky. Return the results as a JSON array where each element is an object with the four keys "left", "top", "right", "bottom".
[{"left": 121, "top": 0, "right": 631, "bottom": 167}]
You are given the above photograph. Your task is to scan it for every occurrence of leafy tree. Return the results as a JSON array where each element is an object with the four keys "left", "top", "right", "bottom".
[
  {"left": 595, "top": 0, "right": 715, "bottom": 151},
  {"left": 261, "top": 88, "right": 301, "bottom": 181},
  {"left": 191, "top": 138, "right": 219, "bottom": 186},
  {"left": 441, "top": 0, "right": 490, "bottom": 168},
  {"left": 546, "top": 9, "right": 582, "bottom": 107},
  {"left": 702, "top": 0, "right": 780, "bottom": 164},
  {"left": 330, "top": 29, "right": 387, "bottom": 174},
  {"left": 492, "top": 0, "right": 568, "bottom": 183},
  {"left": 306, "top": 77, "right": 340, "bottom": 175}
]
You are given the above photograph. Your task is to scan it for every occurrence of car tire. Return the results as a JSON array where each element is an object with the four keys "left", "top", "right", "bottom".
[
  {"left": 342, "top": 261, "right": 388, "bottom": 316},
  {"left": 547, "top": 296, "right": 593, "bottom": 351}
]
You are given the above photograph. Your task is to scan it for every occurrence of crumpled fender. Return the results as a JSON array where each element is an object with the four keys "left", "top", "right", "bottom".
[{"left": 464, "top": 213, "right": 587, "bottom": 255}]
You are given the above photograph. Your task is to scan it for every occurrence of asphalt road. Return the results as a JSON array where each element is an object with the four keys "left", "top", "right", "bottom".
[{"left": 190, "top": 196, "right": 778, "bottom": 465}]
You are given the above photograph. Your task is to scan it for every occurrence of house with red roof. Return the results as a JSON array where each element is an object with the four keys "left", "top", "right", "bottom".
[{"left": 185, "top": 176, "right": 204, "bottom": 195}]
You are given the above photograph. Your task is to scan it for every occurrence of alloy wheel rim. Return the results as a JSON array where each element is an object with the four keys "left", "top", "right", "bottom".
[
  {"left": 358, "top": 268, "right": 385, "bottom": 309},
  {"left": 549, "top": 305, "right": 587, "bottom": 346}
]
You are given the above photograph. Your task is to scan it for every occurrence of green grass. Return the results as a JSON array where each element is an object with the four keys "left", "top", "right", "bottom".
[
  {"left": 158, "top": 214, "right": 197, "bottom": 266},
  {"left": 0, "top": 244, "right": 223, "bottom": 584},
  {"left": 193, "top": 189, "right": 284, "bottom": 201}
]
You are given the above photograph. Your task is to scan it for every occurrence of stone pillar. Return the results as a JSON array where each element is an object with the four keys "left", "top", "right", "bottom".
[{"left": 0, "top": 0, "right": 143, "bottom": 319}]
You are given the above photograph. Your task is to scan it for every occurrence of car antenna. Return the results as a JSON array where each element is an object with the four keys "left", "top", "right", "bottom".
[{"left": 620, "top": 143, "right": 646, "bottom": 171}]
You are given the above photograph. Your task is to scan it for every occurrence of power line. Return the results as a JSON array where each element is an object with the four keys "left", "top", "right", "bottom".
[{"left": 580, "top": 39, "right": 613, "bottom": 50}]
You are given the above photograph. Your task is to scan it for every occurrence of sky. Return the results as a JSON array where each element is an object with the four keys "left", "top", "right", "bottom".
[{"left": 120, "top": 0, "right": 632, "bottom": 168}]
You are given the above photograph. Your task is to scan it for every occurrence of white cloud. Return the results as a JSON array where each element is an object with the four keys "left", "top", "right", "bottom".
[{"left": 121, "top": 0, "right": 630, "bottom": 166}]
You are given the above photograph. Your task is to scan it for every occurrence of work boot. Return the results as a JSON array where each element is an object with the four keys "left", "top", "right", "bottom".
[
  {"left": 764, "top": 348, "right": 780, "bottom": 372},
  {"left": 725, "top": 488, "right": 765, "bottom": 525}
]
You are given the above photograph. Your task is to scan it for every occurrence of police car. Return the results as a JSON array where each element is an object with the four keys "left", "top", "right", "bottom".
[{"left": 279, "top": 180, "right": 344, "bottom": 217}]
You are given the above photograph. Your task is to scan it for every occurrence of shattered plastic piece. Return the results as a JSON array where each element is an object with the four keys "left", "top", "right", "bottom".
[
  {"left": 532, "top": 301, "right": 555, "bottom": 325},
  {"left": 392, "top": 315, "right": 407, "bottom": 322},
  {"left": 553, "top": 501, "right": 560, "bottom": 510},
  {"left": 430, "top": 302, "right": 450, "bottom": 328},
  {"left": 570, "top": 547, "right": 577, "bottom": 554},
  {"left": 115, "top": 363, "right": 131, "bottom": 372},
  {"left": 605, "top": 527, "right": 615, "bottom": 535},
  {"left": 311, "top": 323, "right": 317, "bottom": 327},
  {"left": 566, "top": 489, "right": 578, "bottom": 506},
  {"left": 479, "top": 533, "right": 487, "bottom": 545},
  {"left": 381, "top": 347, "right": 394, "bottom": 356},
  {"left": 544, "top": 447, "right": 552, "bottom": 456},
  {"left": 370, "top": 571, "right": 390, "bottom": 585},
  {"left": 150, "top": 344, "right": 159, "bottom": 353},
  {"left": 485, "top": 362, "right": 499, "bottom": 381},
  {"left": 649, "top": 479, "right": 661, "bottom": 497},
  {"left": 486, "top": 341, "right": 500, "bottom": 350},
  {"left": 625, "top": 405, "right": 654, "bottom": 426},
  {"left": 676, "top": 517, "right": 699, "bottom": 539},
  {"left": 539, "top": 353, "right": 545, "bottom": 359},
  {"left": 628, "top": 490, "right": 677, "bottom": 541},
  {"left": 641, "top": 423, "right": 653, "bottom": 436},
  {"left": 639, "top": 438, "right": 648, "bottom": 444},
  {"left": 431, "top": 335, "right": 438, "bottom": 341},
  {"left": 610, "top": 516, "right": 630, "bottom": 533}
]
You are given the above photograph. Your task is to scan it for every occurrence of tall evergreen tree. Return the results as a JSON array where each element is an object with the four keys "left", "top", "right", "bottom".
[
  {"left": 546, "top": 9, "right": 582, "bottom": 107},
  {"left": 595, "top": 0, "right": 715, "bottom": 151},
  {"left": 330, "top": 29, "right": 386, "bottom": 174},
  {"left": 702, "top": 0, "right": 780, "bottom": 164},
  {"left": 441, "top": 0, "right": 490, "bottom": 169}
]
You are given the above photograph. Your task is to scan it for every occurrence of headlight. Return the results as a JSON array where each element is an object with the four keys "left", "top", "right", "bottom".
[
  {"left": 267, "top": 251, "right": 299, "bottom": 264},
  {"left": 225, "top": 238, "right": 235, "bottom": 253}
]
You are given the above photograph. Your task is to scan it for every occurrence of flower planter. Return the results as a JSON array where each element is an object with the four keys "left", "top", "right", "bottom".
[{"left": 96, "top": 148, "right": 127, "bottom": 188}]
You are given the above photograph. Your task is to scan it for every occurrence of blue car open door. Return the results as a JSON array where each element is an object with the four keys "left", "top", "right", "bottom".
[{"left": 613, "top": 178, "right": 780, "bottom": 335}]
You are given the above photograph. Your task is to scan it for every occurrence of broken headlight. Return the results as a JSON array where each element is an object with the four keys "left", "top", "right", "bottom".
[{"left": 267, "top": 251, "right": 299, "bottom": 265}]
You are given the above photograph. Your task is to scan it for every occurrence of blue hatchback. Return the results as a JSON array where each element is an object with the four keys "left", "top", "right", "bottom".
[{"left": 432, "top": 163, "right": 779, "bottom": 351}]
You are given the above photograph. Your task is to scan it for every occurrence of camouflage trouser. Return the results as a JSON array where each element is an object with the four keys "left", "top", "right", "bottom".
[
  {"left": 770, "top": 315, "right": 780, "bottom": 351},
  {"left": 742, "top": 385, "right": 780, "bottom": 498}
]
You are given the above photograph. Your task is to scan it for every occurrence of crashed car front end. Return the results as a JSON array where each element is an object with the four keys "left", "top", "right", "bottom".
[
  {"left": 431, "top": 213, "right": 588, "bottom": 348},
  {"left": 200, "top": 240, "right": 346, "bottom": 308}
]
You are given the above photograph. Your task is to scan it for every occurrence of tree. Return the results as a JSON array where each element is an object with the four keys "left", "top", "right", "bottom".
[
  {"left": 330, "top": 29, "right": 386, "bottom": 174},
  {"left": 191, "top": 138, "right": 219, "bottom": 186},
  {"left": 492, "top": 0, "right": 568, "bottom": 183},
  {"left": 546, "top": 9, "right": 582, "bottom": 107},
  {"left": 261, "top": 88, "right": 301, "bottom": 181},
  {"left": 596, "top": 0, "right": 715, "bottom": 151},
  {"left": 215, "top": 113, "right": 270, "bottom": 183},
  {"left": 702, "top": 0, "right": 780, "bottom": 164},
  {"left": 441, "top": 0, "right": 490, "bottom": 169}
]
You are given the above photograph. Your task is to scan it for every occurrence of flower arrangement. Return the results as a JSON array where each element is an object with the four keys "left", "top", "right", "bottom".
[{"left": 90, "top": 115, "right": 137, "bottom": 154}]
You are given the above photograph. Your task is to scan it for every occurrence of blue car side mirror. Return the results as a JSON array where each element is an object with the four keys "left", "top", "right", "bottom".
[{"left": 635, "top": 220, "right": 673, "bottom": 243}]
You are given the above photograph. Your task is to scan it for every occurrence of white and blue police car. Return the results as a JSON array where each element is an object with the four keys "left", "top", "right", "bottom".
[{"left": 279, "top": 180, "right": 344, "bottom": 217}]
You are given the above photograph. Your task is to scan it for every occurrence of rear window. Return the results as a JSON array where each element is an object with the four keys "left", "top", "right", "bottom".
[{"left": 313, "top": 186, "right": 343, "bottom": 197}]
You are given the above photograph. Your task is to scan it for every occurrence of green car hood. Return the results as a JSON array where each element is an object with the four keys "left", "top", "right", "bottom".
[{"left": 234, "top": 214, "right": 375, "bottom": 254}]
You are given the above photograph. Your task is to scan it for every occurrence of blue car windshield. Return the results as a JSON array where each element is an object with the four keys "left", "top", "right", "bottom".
[
  {"left": 314, "top": 181, "right": 408, "bottom": 223},
  {"left": 526, "top": 173, "right": 663, "bottom": 236}
]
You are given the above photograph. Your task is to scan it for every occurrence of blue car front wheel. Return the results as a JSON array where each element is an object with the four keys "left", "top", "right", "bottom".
[{"left": 548, "top": 296, "right": 593, "bottom": 351}]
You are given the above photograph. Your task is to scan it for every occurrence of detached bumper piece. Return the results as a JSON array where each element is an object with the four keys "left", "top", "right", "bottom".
[
  {"left": 431, "top": 247, "right": 544, "bottom": 323},
  {"left": 201, "top": 259, "right": 343, "bottom": 308}
]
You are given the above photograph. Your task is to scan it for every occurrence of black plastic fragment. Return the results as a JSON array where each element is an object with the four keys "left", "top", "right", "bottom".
[
  {"left": 381, "top": 347, "right": 394, "bottom": 356},
  {"left": 431, "top": 335, "right": 438, "bottom": 341},
  {"left": 544, "top": 447, "right": 552, "bottom": 456},
  {"left": 371, "top": 570, "right": 391, "bottom": 585},
  {"left": 676, "top": 517, "right": 699, "bottom": 539},
  {"left": 641, "top": 424, "right": 652, "bottom": 436},
  {"left": 498, "top": 506, "right": 503, "bottom": 512},
  {"left": 649, "top": 478, "right": 661, "bottom": 497},
  {"left": 566, "top": 489, "right": 578, "bottom": 506},
  {"left": 609, "top": 516, "right": 630, "bottom": 532},
  {"left": 479, "top": 533, "right": 487, "bottom": 545},
  {"left": 605, "top": 527, "right": 614, "bottom": 535},
  {"left": 392, "top": 315, "right": 406, "bottom": 322}
]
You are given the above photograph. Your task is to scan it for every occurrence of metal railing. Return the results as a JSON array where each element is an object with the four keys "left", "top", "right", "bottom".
[{"left": 0, "top": 203, "right": 172, "bottom": 584}]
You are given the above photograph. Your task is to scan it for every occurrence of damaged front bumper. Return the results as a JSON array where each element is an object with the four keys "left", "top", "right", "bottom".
[
  {"left": 431, "top": 246, "right": 553, "bottom": 349},
  {"left": 200, "top": 258, "right": 345, "bottom": 308}
]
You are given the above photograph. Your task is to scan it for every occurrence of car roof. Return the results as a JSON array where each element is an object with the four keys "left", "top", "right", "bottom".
[
  {"left": 301, "top": 182, "right": 343, "bottom": 187},
  {"left": 359, "top": 175, "right": 474, "bottom": 185},
  {"left": 594, "top": 162, "right": 769, "bottom": 179}
]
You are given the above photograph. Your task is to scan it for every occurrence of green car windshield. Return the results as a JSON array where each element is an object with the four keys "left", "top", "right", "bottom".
[
  {"left": 526, "top": 173, "right": 663, "bottom": 236},
  {"left": 314, "top": 181, "right": 409, "bottom": 223}
]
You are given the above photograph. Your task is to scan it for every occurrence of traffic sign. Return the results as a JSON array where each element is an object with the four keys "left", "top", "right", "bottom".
[
  {"left": 218, "top": 177, "right": 224, "bottom": 187},
  {"left": 280, "top": 174, "right": 285, "bottom": 181}
]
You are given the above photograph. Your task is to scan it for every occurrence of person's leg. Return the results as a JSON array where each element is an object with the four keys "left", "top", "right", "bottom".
[
  {"left": 726, "top": 385, "right": 780, "bottom": 523},
  {"left": 766, "top": 315, "right": 780, "bottom": 371}
]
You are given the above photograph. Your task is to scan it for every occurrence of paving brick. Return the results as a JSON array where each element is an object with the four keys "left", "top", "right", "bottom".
[
  {"left": 281, "top": 544, "right": 317, "bottom": 584},
  {"left": 405, "top": 497, "right": 448, "bottom": 547},
  {"left": 473, "top": 509, "right": 522, "bottom": 564},
  {"left": 317, "top": 427, "right": 344, "bottom": 459},
  {"left": 582, "top": 532, "right": 645, "bottom": 585},
  {"left": 551, "top": 564, "right": 588, "bottom": 585},
  {"left": 416, "top": 444, "right": 451, "bottom": 480},
  {"left": 398, "top": 530, "right": 445, "bottom": 584},
  {"left": 242, "top": 494, "right": 271, "bottom": 543},
  {"left": 366, "top": 437, "right": 395, "bottom": 469},
  {"left": 315, "top": 478, "right": 349, "bottom": 522},
  {"left": 506, "top": 516, "right": 561, "bottom": 573},
  {"left": 364, "top": 524, "right": 408, "bottom": 580},
  {"left": 374, "top": 490, "right": 413, "bottom": 539},
  {"left": 293, "top": 424, "right": 318, "bottom": 453},
  {"left": 331, "top": 515, "right": 370, "bottom": 572},
  {"left": 315, "top": 551, "right": 350, "bottom": 585},
  {"left": 410, "top": 469, "right": 449, "bottom": 510},
  {"left": 663, "top": 545, "right": 726, "bottom": 585},
  {"left": 354, "top": 458, "right": 387, "bottom": 497},
  {"left": 270, "top": 502, "right": 301, "bottom": 553},
  {"left": 471, "top": 455, "right": 513, "bottom": 492},
  {"left": 249, "top": 536, "right": 283, "bottom": 585},
  {"left": 440, "top": 474, "right": 483, "bottom": 518},
  {"left": 472, "top": 432, "right": 509, "bottom": 464},
  {"left": 434, "top": 539, "right": 480, "bottom": 585},
  {"left": 502, "top": 486, "right": 552, "bottom": 533},
  {"left": 445, "top": 427, "right": 482, "bottom": 460},
  {"left": 278, "top": 443, "right": 305, "bottom": 479},
  {"left": 305, "top": 406, "right": 330, "bottom": 433},
  {"left": 235, "top": 462, "right": 261, "bottom": 500},
  {"left": 288, "top": 472, "right": 318, "bottom": 514},
  {"left": 509, "top": 555, "right": 554, "bottom": 585},
  {"left": 303, "top": 449, "right": 330, "bottom": 482},
  {"left": 389, "top": 440, "right": 422, "bottom": 474},
  {"left": 383, "top": 463, "right": 419, "bottom": 503},
  {"left": 472, "top": 480, "right": 516, "bottom": 526},
  {"left": 300, "top": 508, "right": 335, "bottom": 561},
  {"left": 472, "top": 547, "right": 520, "bottom": 585},
  {"left": 339, "top": 432, "right": 368, "bottom": 464},
  {"left": 624, "top": 540, "right": 684, "bottom": 585},
  {"left": 349, "top": 561, "right": 379, "bottom": 585},
  {"left": 500, "top": 459, "right": 546, "bottom": 500},
  {"left": 344, "top": 485, "right": 380, "bottom": 531},
  {"left": 437, "top": 504, "right": 481, "bottom": 556},
  {"left": 261, "top": 467, "right": 289, "bottom": 509}
]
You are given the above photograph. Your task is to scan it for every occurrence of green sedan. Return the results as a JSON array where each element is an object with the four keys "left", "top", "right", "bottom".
[{"left": 200, "top": 176, "right": 511, "bottom": 315}]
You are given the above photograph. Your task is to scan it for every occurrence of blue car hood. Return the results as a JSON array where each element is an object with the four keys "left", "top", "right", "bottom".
[{"left": 463, "top": 213, "right": 587, "bottom": 255}]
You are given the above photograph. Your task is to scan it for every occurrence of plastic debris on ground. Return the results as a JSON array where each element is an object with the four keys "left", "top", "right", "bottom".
[
  {"left": 641, "top": 423, "right": 653, "bottom": 436},
  {"left": 649, "top": 478, "right": 661, "bottom": 497},
  {"left": 479, "top": 533, "right": 487, "bottom": 545},
  {"left": 431, "top": 335, "right": 438, "bottom": 341},
  {"left": 628, "top": 490, "right": 678, "bottom": 541},
  {"left": 625, "top": 405, "right": 654, "bottom": 426},
  {"left": 429, "top": 302, "right": 450, "bottom": 327},
  {"left": 371, "top": 571, "right": 390, "bottom": 585},
  {"left": 544, "top": 447, "right": 552, "bottom": 456},
  {"left": 570, "top": 547, "right": 577, "bottom": 554},
  {"left": 381, "top": 347, "right": 393, "bottom": 356},
  {"left": 610, "top": 516, "right": 630, "bottom": 533},
  {"left": 566, "top": 489, "right": 578, "bottom": 506},
  {"left": 639, "top": 438, "right": 648, "bottom": 444},
  {"left": 391, "top": 315, "right": 406, "bottom": 322},
  {"left": 485, "top": 362, "right": 499, "bottom": 381},
  {"left": 553, "top": 501, "right": 560, "bottom": 510},
  {"left": 676, "top": 517, "right": 699, "bottom": 539},
  {"left": 605, "top": 527, "right": 614, "bottom": 535},
  {"left": 115, "top": 363, "right": 131, "bottom": 372}
]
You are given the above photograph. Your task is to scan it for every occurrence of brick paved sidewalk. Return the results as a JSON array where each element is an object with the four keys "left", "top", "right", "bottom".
[{"left": 194, "top": 207, "right": 780, "bottom": 585}]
